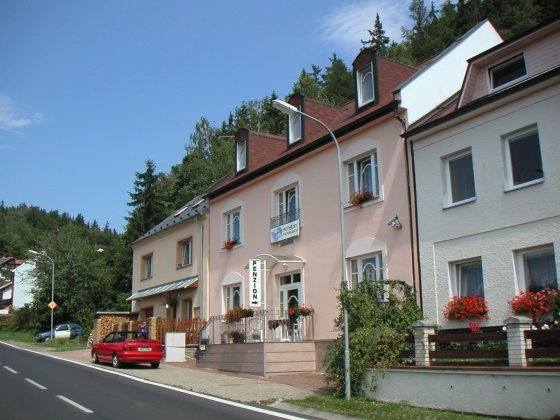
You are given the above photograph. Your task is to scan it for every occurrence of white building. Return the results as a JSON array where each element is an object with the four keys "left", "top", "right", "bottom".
[{"left": 406, "top": 20, "right": 560, "bottom": 327}]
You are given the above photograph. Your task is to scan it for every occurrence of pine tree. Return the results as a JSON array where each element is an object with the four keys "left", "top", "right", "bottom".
[
  {"left": 125, "top": 159, "right": 168, "bottom": 242},
  {"left": 321, "top": 54, "right": 354, "bottom": 106},
  {"left": 361, "top": 13, "right": 391, "bottom": 55}
]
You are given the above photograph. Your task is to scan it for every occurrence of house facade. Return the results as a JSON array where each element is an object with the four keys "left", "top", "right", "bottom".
[
  {"left": 0, "top": 257, "right": 32, "bottom": 313},
  {"left": 205, "top": 20, "right": 502, "bottom": 344},
  {"left": 129, "top": 196, "right": 209, "bottom": 321},
  {"left": 406, "top": 20, "right": 560, "bottom": 328}
]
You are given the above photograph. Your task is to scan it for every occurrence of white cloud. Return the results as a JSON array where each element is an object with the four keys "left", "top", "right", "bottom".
[
  {"left": 0, "top": 93, "right": 43, "bottom": 131},
  {"left": 319, "top": 0, "right": 410, "bottom": 52}
]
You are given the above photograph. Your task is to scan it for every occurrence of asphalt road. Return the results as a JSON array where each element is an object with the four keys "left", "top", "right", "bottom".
[{"left": 0, "top": 342, "right": 313, "bottom": 420}]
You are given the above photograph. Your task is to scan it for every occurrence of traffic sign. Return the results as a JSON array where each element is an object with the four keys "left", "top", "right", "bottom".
[{"left": 48, "top": 301, "right": 57, "bottom": 310}]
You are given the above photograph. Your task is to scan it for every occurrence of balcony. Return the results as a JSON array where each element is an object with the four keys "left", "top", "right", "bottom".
[{"left": 270, "top": 209, "right": 300, "bottom": 243}]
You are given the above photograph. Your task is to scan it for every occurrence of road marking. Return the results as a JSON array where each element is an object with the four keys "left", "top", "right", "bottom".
[
  {"left": 57, "top": 395, "right": 94, "bottom": 414},
  {"left": 1, "top": 341, "right": 303, "bottom": 420},
  {"left": 3, "top": 366, "right": 17, "bottom": 374},
  {"left": 25, "top": 378, "right": 47, "bottom": 390}
]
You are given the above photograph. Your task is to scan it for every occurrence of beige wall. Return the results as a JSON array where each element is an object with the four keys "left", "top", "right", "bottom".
[
  {"left": 131, "top": 214, "right": 209, "bottom": 320},
  {"left": 208, "top": 116, "right": 415, "bottom": 340}
]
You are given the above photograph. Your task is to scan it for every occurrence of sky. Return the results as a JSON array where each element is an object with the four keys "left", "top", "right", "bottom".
[{"left": 0, "top": 0, "right": 411, "bottom": 233}]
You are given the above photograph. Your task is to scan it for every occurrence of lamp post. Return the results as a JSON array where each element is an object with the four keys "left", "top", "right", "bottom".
[
  {"left": 272, "top": 99, "right": 351, "bottom": 400},
  {"left": 29, "top": 250, "right": 55, "bottom": 340}
]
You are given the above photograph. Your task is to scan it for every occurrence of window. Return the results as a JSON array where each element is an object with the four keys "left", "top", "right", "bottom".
[
  {"left": 347, "top": 152, "right": 380, "bottom": 202},
  {"left": 279, "top": 273, "right": 301, "bottom": 312},
  {"left": 357, "top": 63, "right": 375, "bottom": 107},
  {"left": 277, "top": 186, "right": 299, "bottom": 225},
  {"left": 350, "top": 253, "right": 383, "bottom": 289},
  {"left": 141, "top": 254, "right": 153, "bottom": 279},
  {"left": 236, "top": 139, "right": 247, "bottom": 172},
  {"left": 516, "top": 245, "right": 557, "bottom": 292},
  {"left": 177, "top": 238, "right": 192, "bottom": 268},
  {"left": 490, "top": 54, "right": 527, "bottom": 90},
  {"left": 225, "top": 284, "right": 241, "bottom": 311},
  {"left": 504, "top": 127, "right": 543, "bottom": 189},
  {"left": 288, "top": 108, "right": 302, "bottom": 144},
  {"left": 225, "top": 209, "right": 241, "bottom": 243},
  {"left": 444, "top": 150, "right": 476, "bottom": 206},
  {"left": 454, "top": 259, "right": 484, "bottom": 297}
]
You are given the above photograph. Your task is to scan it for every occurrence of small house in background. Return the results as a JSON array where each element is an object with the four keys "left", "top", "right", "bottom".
[
  {"left": 405, "top": 19, "right": 560, "bottom": 328},
  {"left": 0, "top": 257, "right": 33, "bottom": 313}
]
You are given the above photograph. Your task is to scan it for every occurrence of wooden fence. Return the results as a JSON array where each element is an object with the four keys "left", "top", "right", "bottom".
[
  {"left": 155, "top": 318, "right": 205, "bottom": 345},
  {"left": 429, "top": 329, "right": 508, "bottom": 366}
]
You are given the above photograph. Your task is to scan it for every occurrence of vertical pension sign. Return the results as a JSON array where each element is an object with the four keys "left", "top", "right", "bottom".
[{"left": 249, "top": 259, "right": 261, "bottom": 306}]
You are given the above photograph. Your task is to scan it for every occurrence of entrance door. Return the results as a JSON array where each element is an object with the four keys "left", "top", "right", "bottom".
[{"left": 279, "top": 272, "right": 301, "bottom": 312}]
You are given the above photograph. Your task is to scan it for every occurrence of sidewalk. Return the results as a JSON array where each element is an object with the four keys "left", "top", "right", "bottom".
[{"left": 19, "top": 345, "right": 353, "bottom": 419}]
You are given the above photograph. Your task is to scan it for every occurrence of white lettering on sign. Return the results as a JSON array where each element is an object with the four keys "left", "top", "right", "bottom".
[{"left": 249, "top": 259, "right": 261, "bottom": 306}]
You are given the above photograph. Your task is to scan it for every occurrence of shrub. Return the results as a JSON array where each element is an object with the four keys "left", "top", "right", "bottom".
[{"left": 324, "top": 280, "right": 422, "bottom": 396}]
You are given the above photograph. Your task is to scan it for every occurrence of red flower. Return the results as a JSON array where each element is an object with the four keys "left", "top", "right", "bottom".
[
  {"left": 509, "top": 289, "right": 558, "bottom": 321},
  {"left": 443, "top": 295, "right": 488, "bottom": 320}
]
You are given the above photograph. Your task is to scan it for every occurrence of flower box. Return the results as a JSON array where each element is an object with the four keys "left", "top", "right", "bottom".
[
  {"left": 351, "top": 191, "right": 374, "bottom": 206},
  {"left": 443, "top": 295, "right": 488, "bottom": 321},
  {"left": 224, "top": 306, "right": 254, "bottom": 323}
]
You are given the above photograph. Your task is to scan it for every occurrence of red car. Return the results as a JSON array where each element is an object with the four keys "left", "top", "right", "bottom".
[{"left": 92, "top": 331, "right": 164, "bottom": 369}]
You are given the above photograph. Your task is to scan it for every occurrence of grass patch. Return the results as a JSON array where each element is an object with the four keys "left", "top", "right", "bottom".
[
  {"left": 0, "top": 329, "right": 37, "bottom": 343},
  {"left": 0, "top": 329, "right": 88, "bottom": 351},
  {"left": 285, "top": 395, "right": 498, "bottom": 419}
]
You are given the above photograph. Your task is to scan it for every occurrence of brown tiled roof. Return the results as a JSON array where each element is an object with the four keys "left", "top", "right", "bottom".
[{"left": 207, "top": 54, "right": 418, "bottom": 198}]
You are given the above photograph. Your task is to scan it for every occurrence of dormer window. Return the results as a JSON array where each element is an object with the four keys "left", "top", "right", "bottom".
[
  {"left": 288, "top": 108, "right": 302, "bottom": 144},
  {"left": 236, "top": 138, "right": 247, "bottom": 172},
  {"left": 357, "top": 63, "right": 375, "bottom": 107},
  {"left": 489, "top": 54, "right": 527, "bottom": 90}
]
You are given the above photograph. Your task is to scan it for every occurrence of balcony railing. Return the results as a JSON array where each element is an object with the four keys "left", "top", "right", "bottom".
[
  {"left": 270, "top": 209, "right": 300, "bottom": 229},
  {"left": 199, "top": 309, "right": 314, "bottom": 347}
]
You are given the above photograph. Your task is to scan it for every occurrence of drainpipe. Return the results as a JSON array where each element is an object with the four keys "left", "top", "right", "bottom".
[
  {"left": 195, "top": 214, "right": 206, "bottom": 320},
  {"left": 394, "top": 110, "right": 423, "bottom": 313}
]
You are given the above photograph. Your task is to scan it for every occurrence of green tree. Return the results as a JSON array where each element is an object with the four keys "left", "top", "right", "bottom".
[
  {"left": 321, "top": 54, "right": 354, "bottom": 106},
  {"left": 361, "top": 13, "right": 391, "bottom": 55},
  {"left": 125, "top": 159, "right": 168, "bottom": 243},
  {"left": 292, "top": 66, "right": 326, "bottom": 102}
]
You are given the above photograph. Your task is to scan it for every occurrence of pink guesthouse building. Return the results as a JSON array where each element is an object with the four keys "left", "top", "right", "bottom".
[{"left": 199, "top": 21, "right": 502, "bottom": 372}]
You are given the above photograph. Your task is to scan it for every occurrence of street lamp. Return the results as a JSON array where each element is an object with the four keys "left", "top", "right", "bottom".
[
  {"left": 29, "top": 250, "right": 55, "bottom": 340},
  {"left": 272, "top": 99, "right": 351, "bottom": 400}
]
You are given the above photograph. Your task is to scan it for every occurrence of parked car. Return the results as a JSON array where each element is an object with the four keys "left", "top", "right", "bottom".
[
  {"left": 35, "top": 323, "right": 83, "bottom": 342},
  {"left": 91, "top": 331, "right": 164, "bottom": 369}
]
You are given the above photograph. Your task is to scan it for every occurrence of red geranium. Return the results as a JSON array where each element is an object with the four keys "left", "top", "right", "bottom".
[
  {"left": 508, "top": 289, "right": 558, "bottom": 320},
  {"left": 351, "top": 191, "right": 374, "bottom": 206},
  {"left": 443, "top": 295, "right": 488, "bottom": 320}
]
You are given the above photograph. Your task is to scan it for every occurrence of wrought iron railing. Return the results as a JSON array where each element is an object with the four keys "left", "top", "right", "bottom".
[
  {"left": 198, "top": 309, "right": 314, "bottom": 351},
  {"left": 270, "top": 209, "right": 301, "bottom": 229}
]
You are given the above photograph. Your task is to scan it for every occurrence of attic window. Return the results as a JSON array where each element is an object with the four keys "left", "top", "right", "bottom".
[
  {"left": 490, "top": 54, "right": 527, "bottom": 90},
  {"left": 357, "top": 63, "right": 375, "bottom": 107},
  {"left": 288, "top": 108, "right": 302, "bottom": 144},
  {"left": 236, "top": 138, "right": 247, "bottom": 172}
]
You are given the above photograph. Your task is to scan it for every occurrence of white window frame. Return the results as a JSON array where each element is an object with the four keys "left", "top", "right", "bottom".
[
  {"left": 279, "top": 272, "right": 301, "bottom": 312},
  {"left": 452, "top": 258, "right": 484, "bottom": 298},
  {"left": 224, "top": 208, "right": 242, "bottom": 244},
  {"left": 443, "top": 149, "right": 476, "bottom": 208},
  {"left": 276, "top": 185, "right": 299, "bottom": 225},
  {"left": 236, "top": 138, "right": 247, "bottom": 172},
  {"left": 224, "top": 284, "right": 242, "bottom": 311},
  {"left": 288, "top": 108, "right": 302, "bottom": 144},
  {"left": 503, "top": 126, "right": 543, "bottom": 191},
  {"left": 350, "top": 253, "right": 384, "bottom": 287},
  {"left": 357, "top": 62, "right": 375, "bottom": 107},
  {"left": 489, "top": 53, "right": 527, "bottom": 91},
  {"left": 142, "top": 254, "right": 153, "bottom": 280},
  {"left": 177, "top": 238, "right": 192, "bottom": 268},
  {"left": 515, "top": 245, "right": 557, "bottom": 292},
  {"left": 347, "top": 151, "right": 380, "bottom": 203}
]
